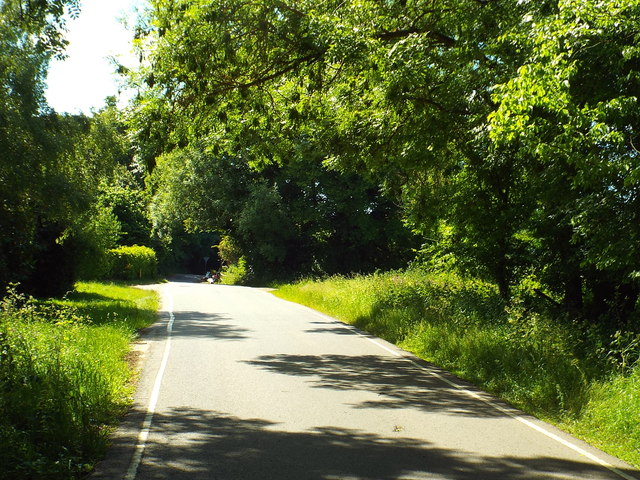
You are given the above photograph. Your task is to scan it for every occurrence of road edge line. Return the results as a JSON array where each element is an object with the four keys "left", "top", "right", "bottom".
[
  {"left": 307, "top": 307, "right": 637, "bottom": 480},
  {"left": 403, "top": 358, "right": 638, "bottom": 480},
  {"left": 125, "top": 290, "right": 175, "bottom": 480}
]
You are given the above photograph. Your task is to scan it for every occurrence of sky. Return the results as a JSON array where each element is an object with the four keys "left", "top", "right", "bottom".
[{"left": 45, "top": 0, "right": 147, "bottom": 115}]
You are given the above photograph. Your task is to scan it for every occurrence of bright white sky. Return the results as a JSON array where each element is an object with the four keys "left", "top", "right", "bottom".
[{"left": 45, "top": 0, "right": 147, "bottom": 114}]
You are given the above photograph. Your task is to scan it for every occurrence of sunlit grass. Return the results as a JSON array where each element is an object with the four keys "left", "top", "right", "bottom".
[
  {"left": 58, "top": 281, "right": 159, "bottom": 329},
  {"left": 0, "top": 282, "right": 159, "bottom": 479},
  {"left": 566, "top": 368, "right": 640, "bottom": 466}
]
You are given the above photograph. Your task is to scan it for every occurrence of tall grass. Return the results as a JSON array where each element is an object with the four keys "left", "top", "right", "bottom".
[
  {"left": 0, "top": 282, "right": 159, "bottom": 479},
  {"left": 274, "top": 269, "right": 640, "bottom": 467},
  {"left": 570, "top": 368, "right": 640, "bottom": 465}
]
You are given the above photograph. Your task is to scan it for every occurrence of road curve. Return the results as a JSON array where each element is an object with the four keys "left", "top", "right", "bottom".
[{"left": 92, "top": 279, "right": 639, "bottom": 480}]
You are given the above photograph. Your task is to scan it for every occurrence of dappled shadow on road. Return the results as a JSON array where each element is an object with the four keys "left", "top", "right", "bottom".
[
  {"left": 128, "top": 407, "right": 631, "bottom": 480},
  {"left": 304, "top": 320, "right": 358, "bottom": 335},
  {"left": 171, "top": 310, "right": 252, "bottom": 341},
  {"left": 246, "top": 353, "right": 504, "bottom": 418}
]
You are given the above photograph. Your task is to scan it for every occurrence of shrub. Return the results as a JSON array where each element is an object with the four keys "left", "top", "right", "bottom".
[
  {"left": 217, "top": 235, "right": 242, "bottom": 267},
  {"left": 107, "top": 245, "right": 157, "bottom": 280},
  {"left": 74, "top": 204, "right": 122, "bottom": 281},
  {"left": 221, "top": 256, "right": 252, "bottom": 285}
]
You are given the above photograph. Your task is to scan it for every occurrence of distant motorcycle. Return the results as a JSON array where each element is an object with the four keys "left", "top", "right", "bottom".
[{"left": 202, "top": 271, "right": 221, "bottom": 284}]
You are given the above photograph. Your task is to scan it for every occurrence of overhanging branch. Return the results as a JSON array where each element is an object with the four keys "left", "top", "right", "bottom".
[{"left": 376, "top": 28, "right": 456, "bottom": 47}]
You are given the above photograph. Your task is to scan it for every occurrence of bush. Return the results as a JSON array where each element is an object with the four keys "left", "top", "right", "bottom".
[
  {"left": 107, "top": 245, "right": 157, "bottom": 280},
  {"left": 217, "top": 235, "right": 242, "bottom": 267},
  {"left": 221, "top": 256, "right": 253, "bottom": 285},
  {"left": 74, "top": 204, "right": 122, "bottom": 281}
]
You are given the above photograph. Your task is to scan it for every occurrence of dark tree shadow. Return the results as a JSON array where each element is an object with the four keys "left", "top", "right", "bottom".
[
  {"left": 170, "top": 311, "right": 252, "bottom": 341},
  {"left": 168, "top": 274, "right": 203, "bottom": 283},
  {"left": 104, "top": 408, "right": 636, "bottom": 480},
  {"left": 246, "top": 353, "right": 509, "bottom": 417},
  {"left": 305, "top": 320, "right": 358, "bottom": 335}
]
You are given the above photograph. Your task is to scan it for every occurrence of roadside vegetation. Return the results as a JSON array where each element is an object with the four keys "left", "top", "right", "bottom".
[
  {"left": 274, "top": 269, "right": 640, "bottom": 468},
  {"left": 0, "top": 282, "right": 159, "bottom": 480}
]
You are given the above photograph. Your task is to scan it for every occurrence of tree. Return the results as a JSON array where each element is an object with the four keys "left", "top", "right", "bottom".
[
  {"left": 489, "top": 0, "right": 640, "bottom": 322},
  {"left": 0, "top": 0, "right": 85, "bottom": 294},
  {"left": 69, "top": 106, "right": 156, "bottom": 280},
  {"left": 131, "top": 0, "right": 522, "bottom": 285},
  {"left": 133, "top": 0, "right": 640, "bottom": 324},
  {"left": 148, "top": 141, "right": 416, "bottom": 279}
]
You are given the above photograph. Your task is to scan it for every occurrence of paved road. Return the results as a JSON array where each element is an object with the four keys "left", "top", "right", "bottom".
[{"left": 93, "top": 279, "right": 639, "bottom": 480}]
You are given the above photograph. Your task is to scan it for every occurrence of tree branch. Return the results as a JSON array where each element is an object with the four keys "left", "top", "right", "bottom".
[
  {"left": 404, "top": 95, "right": 470, "bottom": 115},
  {"left": 213, "top": 51, "right": 325, "bottom": 93},
  {"left": 376, "top": 28, "right": 456, "bottom": 47},
  {"left": 534, "top": 288, "right": 562, "bottom": 307},
  {"left": 272, "top": 1, "right": 306, "bottom": 17}
]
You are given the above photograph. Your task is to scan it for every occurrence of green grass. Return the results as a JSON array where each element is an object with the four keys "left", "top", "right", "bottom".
[
  {"left": 567, "top": 368, "right": 640, "bottom": 466},
  {"left": 274, "top": 269, "right": 640, "bottom": 468},
  {"left": 0, "top": 282, "right": 159, "bottom": 479},
  {"left": 60, "top": 281, "right": 159, "bottom": 329}
]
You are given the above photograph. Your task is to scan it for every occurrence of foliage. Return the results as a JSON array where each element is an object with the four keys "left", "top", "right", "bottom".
[
  {"left": 73, "top": 204, "right": 123, "bottom": 281},
  {"left": 130, "top": 1, "right": 425, "bottom": 278},
  {"left": 220, "top": 256, "right": 252, "bottom": 286},
  {"left": 107, "top": 245, "right": 158, "bottom": 281},
  {"left": 130, "top": 0, "right": 518, "bottom": 282},
  {"left": 0, "top": 94, "right": 154, "bottom": 292},
  {"left": 236, "top": 181, "right": 295, "bottom": 272},
  {"left": 131, "top": 0, "right": 640, "bottom": 326},
  {"left": 275, "top": 270, "right": 639, "bottom": 466},
  {"left": 0, "top": 282, "right": 158, "bottom": 479},
  {"left": 0, "top": 0, "right": 81, "bottom": 59},
  {"left": 0, "top": 0, "right": 86, "bottom": 294},
  {"left": 0, "top": 0, "right": 153, "bottom": 296},
  {"left": 97, "top": 184, "right": 152, "bottom": 248},
  {"left": 147, "top": 143, "right": 417, "bottom": 279},
  {"left": 217, "top": 235, "right": 242, "bottom": 267},
  {"left": 148, "top": 147, "right": 251, "bottom": 239},
  {"left": 62, "top": 107, "right": 154, "bottom": 282},
  {"left": 487, "top": 0, "right": 640, "bottom": 320},
  {"left": 15, "top": 108, "right": 150, "bottom": 296}
]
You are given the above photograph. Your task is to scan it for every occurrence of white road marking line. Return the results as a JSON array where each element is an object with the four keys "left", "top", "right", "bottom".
[
  {"left": 365, "top": 337, "right": 402, "bottom": 357},
  {"left": 408, "top": 359, "right": 638, "bottom": 480},
  {"left": 125, "top": 292, "right": 175, "bottom": 480},
  {"left": 287, "top": 299, "right": 637, "bottom": 479},
  {"left": 403, "top": 351, "right": 637, "bottom": 480},
  {"left": 308, "top": 308, "right": 403, "bottom": 357}
]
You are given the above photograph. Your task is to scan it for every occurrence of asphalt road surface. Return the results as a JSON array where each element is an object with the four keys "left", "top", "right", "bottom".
[{"left": 92, "top": 277, "right": 640, "bottom": 480}]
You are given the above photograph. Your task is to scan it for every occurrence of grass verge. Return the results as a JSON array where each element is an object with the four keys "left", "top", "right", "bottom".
[
  {"left": 274, "top": 269, "right": 640, "bottom": 468},
  {"left": 0, "top": 282, "right": 159, "bottom": 480}
]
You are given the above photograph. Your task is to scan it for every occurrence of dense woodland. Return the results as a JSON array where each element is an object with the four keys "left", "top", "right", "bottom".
[{"left": 2, "top": 0, "right": 640, "bottom": 324}]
